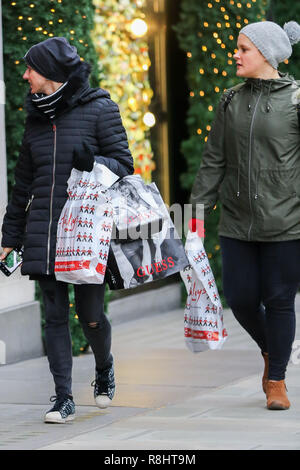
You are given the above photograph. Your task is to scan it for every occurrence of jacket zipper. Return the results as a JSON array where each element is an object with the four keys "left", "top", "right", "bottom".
[
  {"left": 247, "top": 85, "right": 263, "bottom": 241},
  {"left": 46, "top": 122, "right": 57, "bottom": 274}
]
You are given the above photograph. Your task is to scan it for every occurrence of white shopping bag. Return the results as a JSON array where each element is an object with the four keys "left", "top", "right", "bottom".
[
  {"left": 54, "top": 163, "right": 119, "bottom": 284},
  {"left": 181, "top": 231, "right": 228, "bottom": 352}
]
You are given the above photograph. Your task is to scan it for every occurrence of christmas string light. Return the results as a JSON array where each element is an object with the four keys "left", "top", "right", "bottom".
[{"left": 92, "top": 0, "right": 155, "bottom": 183}]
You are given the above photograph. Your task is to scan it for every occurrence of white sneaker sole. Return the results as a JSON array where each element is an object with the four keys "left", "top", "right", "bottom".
[
  {"left": 95, "top": 395, "right": 113, "bottom": 409},
  {"left": 44, "top": 411, "right": 75, "bottom": 424}
]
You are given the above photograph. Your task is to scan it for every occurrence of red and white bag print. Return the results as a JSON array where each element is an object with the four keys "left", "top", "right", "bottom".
[
  {"left": 54, "top": 163, "right": 119, "bottom": 284},
  {"left": 181, "top": 231, "right": 228, "bottom": 352}
]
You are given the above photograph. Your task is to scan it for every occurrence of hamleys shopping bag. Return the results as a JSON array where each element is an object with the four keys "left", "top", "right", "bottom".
[
  {"left": 180, "top": 231, "right": 228, "bottom": 352},
  {"left": 54, "top": 163, "right": 119, "bottom": 284}
]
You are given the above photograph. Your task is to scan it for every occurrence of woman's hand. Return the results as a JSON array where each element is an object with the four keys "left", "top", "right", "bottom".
[{"left": 0, "top": 247, "right": 14, "bottom": 261}]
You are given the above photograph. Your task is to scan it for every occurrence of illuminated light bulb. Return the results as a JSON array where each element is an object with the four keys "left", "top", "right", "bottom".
[
  {"left": 211, "top": 53, "right": 216, "bottom": 58},
  {"left": 199, "top": 68, "right": 205, "bottom": 74},
  {"left": 143, "top": 112, "right": 155, "bottom": 127},
  {"left": 204, "top": 22, "right": 209, "bottom": 27},
  {"left": 187, "top": 52, "right": 192, "bottom": 58},
  {"left": 217, "top": 22, "right": 222, "bottom": 28},
  {"left": 221, "top": 7, "right": 226, "bottom": 12},
  {"left": 128, "top": 97, "right": 137, "bottom": 111},
  {"left": 213, "top": 68, "right": 218, "bottom": 73},
  {"left": 11, "top": 2, "right": 16, "bottom": 5},
  {"left": 58, "top": 19, "right": 63, "bottom": 23},
  {"left": 50, "top": 9, "right": 55, "bottom": 13},
  {"left": 222, "top": 71, "right": 227, "bottom": 76},
  {"left": 228, "top": 52, "right": 233, "bottom": 57},
  {"left": 43, "top": 31, "right": 48, "bottom": 35},
  {"left": 224, "top": 15, "right": 229, "bottom": 20},
  {"left": 229, "top": 35, "right": 234, "bottom": 40},
  {"left": 213, "top": 32, "right": 219, "bottom": 38},
  {"left": 17, "top": 26, "right": 22, "bottom": 31},
  {"left": 15, "top": 60, "right": 20, "bottom": 64},
  {"left": 130, "top": 18, "right": 148, "bottom": 38},
  {"left": 228, "top": 60, "right": 233, "bottom": 65},
  {"left": 208, "top": 3, "right": 213, "bottom": 8},
  {"left": 22, "top": 36, "right": 27, "bottom": 40},
  {"left": 206, "top": 125, "right": 211, "bottom": 131},
  {"left": 215, "top": 87, "right": 220, "bottom": 92},
  {"left": 202, "top": 46, "right": 207, "bottom": 51},
  {"left": 190, "top": 92, "right": 195, "bottom": 97},
  {"left": 247, "top": 2, "right": 251, "bottom": 6},
  {"left": 142, "top": 64, "right": 149, "bottom": 71},
  {"left": 29, "top": 3, "right": 35, "bottom": 7},
  {"left": 221, "top": 44, "right": 226, "bottom": 49},
  {"left": 205, "top": 137, "right": 208, "bottom": 143},
  {"left": 197, "top": 129, "right": 202, "bottom": 134},
  {"left": 226, "top": 22, "right": 230, "bottom": 27},
  {"left": 200, "top": 91, "right": 205, "bottom": 96},
  {"left": 28, "top": 17, "right": 33, "bottom": 21},
  {"left": 49, "top": 33, "right": 54, "bottom": 37},
  {"left": 208, "top": 105, "right": 213, "bottom": 111},
  {"left": 244, "top": 18, "right": 249, "bottom": 23},
  {"left": 18, "top": 16, "right": 23, "bottom": 19},
  {"left": 217, "top": 39, "right": 222, "bottom": 44},
  {"left": 49, "top": 20, "right": 53, "bottom": 24},
  {"left": 70, "top": 30, "right": 75, "bottom": 34}
]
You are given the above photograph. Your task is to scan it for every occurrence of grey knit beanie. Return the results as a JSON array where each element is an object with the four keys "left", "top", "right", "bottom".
[{"left": 240, "top": 21, "right": 300, "bottom": 69}]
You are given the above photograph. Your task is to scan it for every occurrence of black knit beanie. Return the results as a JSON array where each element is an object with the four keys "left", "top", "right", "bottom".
[{"left": 23, "top": 37, "right": 81, "bottom": 82}]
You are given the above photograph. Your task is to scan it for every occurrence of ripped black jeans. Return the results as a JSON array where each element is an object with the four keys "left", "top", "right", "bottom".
[{"left": 39, "top": 278, "right": 113, "bottom": 397}]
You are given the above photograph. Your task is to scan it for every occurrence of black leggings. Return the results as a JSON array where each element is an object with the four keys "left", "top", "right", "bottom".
[
  {"left": 39, "top": 278, "right": 113, "bottom": 397},
  {"left": 220, "top": 236, "right": 300, "bottom": 381}
]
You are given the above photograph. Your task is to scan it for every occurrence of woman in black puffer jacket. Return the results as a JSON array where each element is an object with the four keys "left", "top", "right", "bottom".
[{"left": 1, "top": 37, "right": 134, "bottom": 423}]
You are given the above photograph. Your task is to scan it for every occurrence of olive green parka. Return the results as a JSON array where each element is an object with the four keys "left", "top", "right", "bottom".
[{"left": 191, "top": 73, "right": 300, "bottom": 241}]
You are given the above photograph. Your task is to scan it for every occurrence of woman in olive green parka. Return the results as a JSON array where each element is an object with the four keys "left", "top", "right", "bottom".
[{"left": 191, "top": 20, "right": 300, "bottom": 410}]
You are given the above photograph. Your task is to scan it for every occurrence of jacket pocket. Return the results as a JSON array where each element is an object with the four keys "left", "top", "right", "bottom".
[{"left": 256, "top": 168, "right": 300, "bottom": 235}]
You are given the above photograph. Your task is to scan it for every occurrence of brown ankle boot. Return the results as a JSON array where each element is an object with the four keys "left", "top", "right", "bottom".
[
  {"left": 262, "top": 352, "right": 269, "bottom": 394},
  {"left": 266, "top": 380, "right": 290, "bottom": 410}
]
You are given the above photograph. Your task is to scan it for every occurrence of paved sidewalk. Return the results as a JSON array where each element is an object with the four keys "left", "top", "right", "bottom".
[{"left": 0, "top": 296, "right": 300, "bottom": 450}]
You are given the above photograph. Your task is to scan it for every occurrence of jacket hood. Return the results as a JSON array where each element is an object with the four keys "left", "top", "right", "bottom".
[
  {"left": 245, "top": 72, "right": 297, "bottom": 91},
  {"left": 24, "top": 61, "right": 110, "bottom": 120},
  {"left": 243, "top": 72, "right": 298, "bottom": 113}
]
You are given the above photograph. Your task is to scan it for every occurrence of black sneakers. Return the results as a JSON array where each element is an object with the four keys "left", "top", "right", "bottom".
[
  {"left": 91, "top": 363, "right": 115, "bottom": 408},
  {"left": 44, "top": 394, "right": 75, "bottom": 423}
]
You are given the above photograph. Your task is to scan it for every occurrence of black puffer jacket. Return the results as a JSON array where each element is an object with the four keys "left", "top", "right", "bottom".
[{"left": 2, "top": 63, "right": 134, "bottom": 276}]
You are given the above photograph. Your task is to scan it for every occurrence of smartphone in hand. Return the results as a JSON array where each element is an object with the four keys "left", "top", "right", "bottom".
[{"left": 0, "top": 249, "right": 23, "bottom": 277}]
